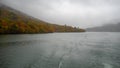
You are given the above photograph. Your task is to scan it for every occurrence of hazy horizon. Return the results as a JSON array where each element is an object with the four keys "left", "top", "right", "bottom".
[{"left": 1, "top": 0, "right": 120, "bottom": 28}]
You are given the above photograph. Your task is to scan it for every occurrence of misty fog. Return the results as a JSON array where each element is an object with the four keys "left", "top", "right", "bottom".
[{"left": 1, "top": 0, "right": 120, "bottom": 28}]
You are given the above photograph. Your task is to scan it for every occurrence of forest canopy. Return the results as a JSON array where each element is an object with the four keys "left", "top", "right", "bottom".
[{"left": 0, "top": 5, "right": 85, "bottom": 34}]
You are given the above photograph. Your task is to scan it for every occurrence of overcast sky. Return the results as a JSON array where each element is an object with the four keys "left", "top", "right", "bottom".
[{"left": 1, "top": 0, "right": 120, "bottom": 28}]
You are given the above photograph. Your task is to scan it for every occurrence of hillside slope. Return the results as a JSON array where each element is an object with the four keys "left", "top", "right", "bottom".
[
  {"left": 86, "top": 23, "right": 120, "bottom": 32},
  {"left": 0, "top": 4, "right": 85, "bottom": 34}
]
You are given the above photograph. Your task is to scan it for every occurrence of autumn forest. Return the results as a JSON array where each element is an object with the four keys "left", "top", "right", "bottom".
[{"left": 0, "top": 5, "right": 85, "bottom": 34}]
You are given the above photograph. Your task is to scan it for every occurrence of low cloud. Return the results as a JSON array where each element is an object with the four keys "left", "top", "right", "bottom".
[{"left": 1, "top": 0, "right": 120, "bottom": 28}]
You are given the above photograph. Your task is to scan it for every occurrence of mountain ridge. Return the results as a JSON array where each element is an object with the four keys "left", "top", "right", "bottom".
[
  {"left": 86, "top": 23, "right": 120, "bottom": 32},
  {"left": 0, "top": 4, "right": 85, "bottom": 34}
]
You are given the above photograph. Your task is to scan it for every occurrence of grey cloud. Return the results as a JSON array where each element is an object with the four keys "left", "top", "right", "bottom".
[{"left": 1, "top": 0, "right": 120, "bottom": 28}]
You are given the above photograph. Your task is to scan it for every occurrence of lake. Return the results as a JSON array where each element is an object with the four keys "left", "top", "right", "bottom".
[{"left": 0, "top": 32, "right": 120, "bottom": 68}]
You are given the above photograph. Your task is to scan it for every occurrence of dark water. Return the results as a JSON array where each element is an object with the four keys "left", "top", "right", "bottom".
[{"left": 0, "top": 32, "right": 120, "bottom": 68}]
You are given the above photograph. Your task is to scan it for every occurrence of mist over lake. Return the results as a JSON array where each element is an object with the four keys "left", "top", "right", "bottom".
[
  {"left": 1, "top": 0, "right": 120, "bottom": 68},
  {"left": 0, "top": 32, "right": 120, "bottom": 68}
]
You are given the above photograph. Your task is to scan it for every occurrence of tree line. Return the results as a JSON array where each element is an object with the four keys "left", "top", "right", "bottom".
[{"left": 0, "top": 5, "right": 85, "bottom": 34}]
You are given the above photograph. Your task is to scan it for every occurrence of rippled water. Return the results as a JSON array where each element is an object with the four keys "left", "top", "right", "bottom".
[{"left": 0, "top": 32, "right": 120, "bottom": 68}]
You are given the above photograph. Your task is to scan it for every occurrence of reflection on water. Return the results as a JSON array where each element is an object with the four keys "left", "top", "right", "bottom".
[{"left": 0, "top": 32, "right": 120, "bottom": 68}]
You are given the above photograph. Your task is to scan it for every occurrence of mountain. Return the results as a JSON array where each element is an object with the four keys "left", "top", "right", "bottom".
[
  {"left": 86, "top": 23, "right": 120, "bottom": 32},
  {"left": 0, "top": 4, "right": 85, "bottom": 34}
]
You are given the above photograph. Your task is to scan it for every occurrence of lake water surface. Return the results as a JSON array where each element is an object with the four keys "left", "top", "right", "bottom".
[{"left": 0, "top": 32, "right": 120, "bottom": 68}]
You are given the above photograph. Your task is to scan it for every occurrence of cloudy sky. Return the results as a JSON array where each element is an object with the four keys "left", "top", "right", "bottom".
[{"left": 1, "top": 0, "right": 120, "bottom": 28}]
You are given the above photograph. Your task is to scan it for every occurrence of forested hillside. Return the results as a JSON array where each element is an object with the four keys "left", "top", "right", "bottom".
[{"left": 0, "top": 5, "right": 85, "bottom": 34}]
